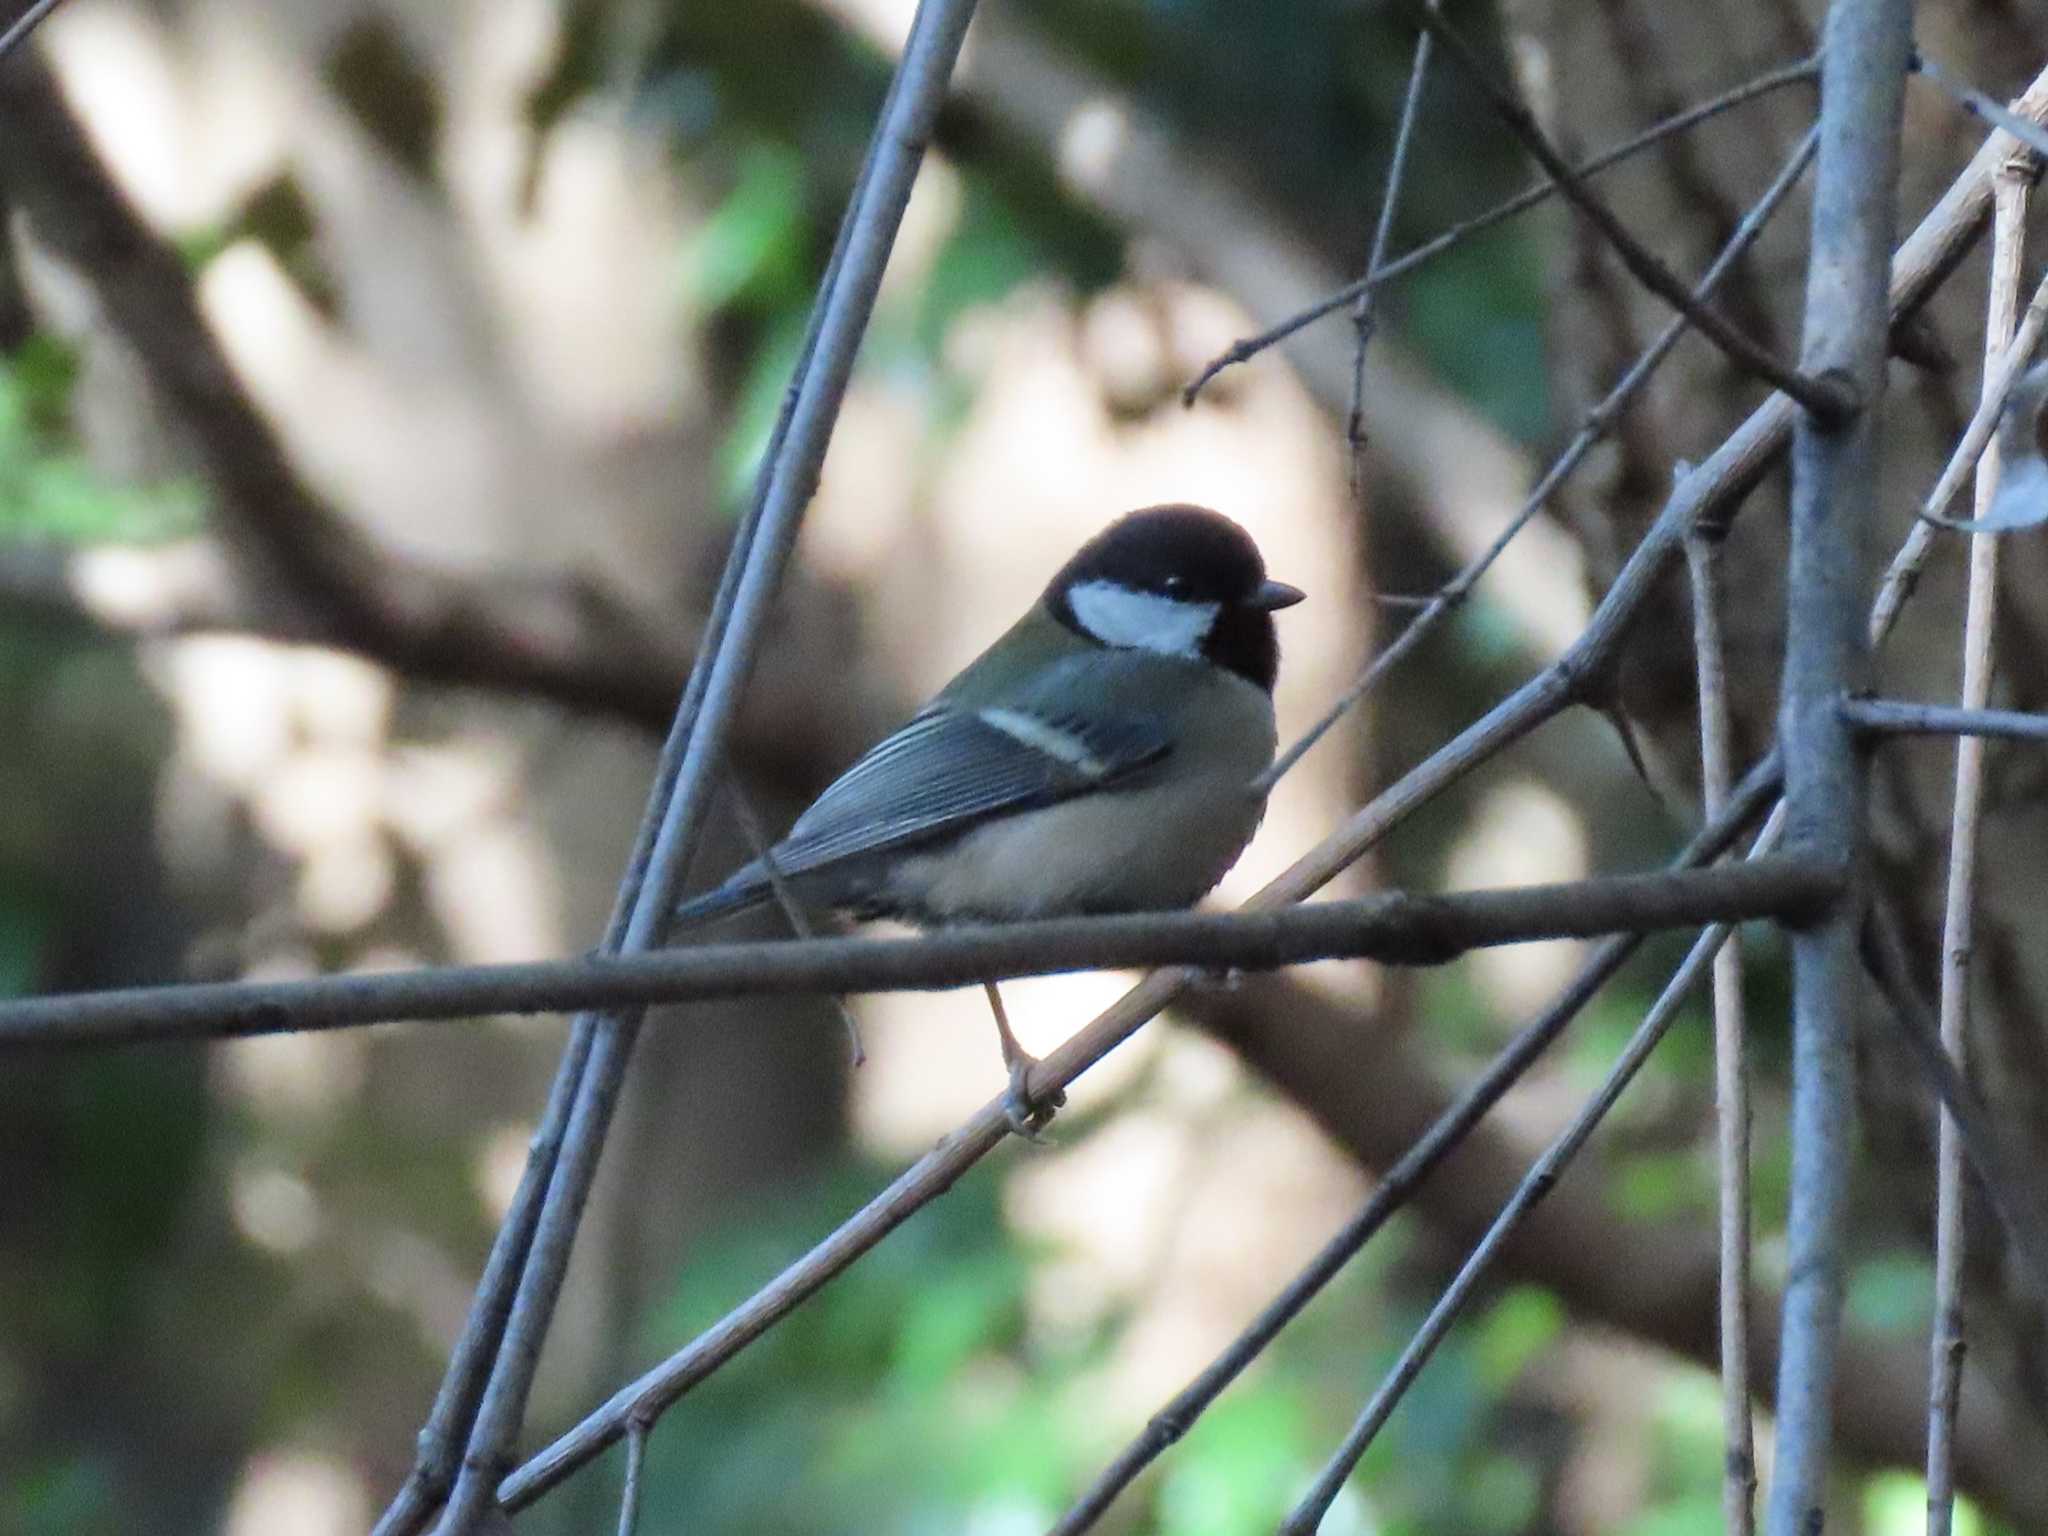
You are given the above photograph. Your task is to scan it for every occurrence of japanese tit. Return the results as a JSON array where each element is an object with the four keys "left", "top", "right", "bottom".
[{"left": 674, "top": 503, "right": 1304, "bottom": 1122}]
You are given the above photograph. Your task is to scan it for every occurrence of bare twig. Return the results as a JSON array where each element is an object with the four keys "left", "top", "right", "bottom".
[
  {"left": 0, "top": 0, "right": 69, "bottom": 63},
  {"left": 1858, "top": 903, "right": 2048, "bottom": 1295},
  {"left": 0, "top": 863, "right": 1839, "bottom": 1050},
  {"left": 1912, "top": 50, "right": 2048, "bottom": 163},
  {"left": 375, "top": 31, "right": 928, "bottom": 1529},
  {"left": 1046, "top": 754, "right": 1785, "bottom": 1536},
  {"left": 1842, "top": 699, "right": 2048, "bottom": 740},
  {"left": 1184, "top": 54, "right": 1820, "bottom": 400},
  {"left": 427, "top": 4, "right": 984, "bottom": 1532},
  {"left": 614, "top": 1422, "right": 647, "bottom": 1536},
  {"left": 1411, "top": 6, "right": 1853, "bottom": 422},
  {"left": 1281, "top": 811, "right": 1787, "bottom": 1534},
  {"left": 1765, "top": 7, "right": 1911, "bottom": 1535},
  {"left": 1343, "top": 4, "right": 1436, "bottom": 498},
  {"left": 1927, "top": 161, "right": 2028, "bottom": 1536},
  {"left": 1689, "top": 528, "right": 1755, "bottom": 1536},
  {"left": 1197, "top": 891, "right": 2048, "bottom": 1530},
  {"left": 1875, "top": 270, "right": 2048, "bottom": 592},
  {"left": 1258, "top": 123, "right": 1819, "bottom": 793}
]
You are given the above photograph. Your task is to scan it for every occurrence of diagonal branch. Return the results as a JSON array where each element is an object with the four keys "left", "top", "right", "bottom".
[
  {"left": 1411, "top": 5, "right": 1854, "bottom": 422},
  {"left": 1045, "top": 753, "right": 1784, "bottom": 1536},
  {"left": 1281, "top": 811, "right": 1784, "bottom": 1533},
  {"left": 377, "top": 34, "right": 933, "bottom": 1526},
  {"left": 1194, "top": 900, "right": 2048, "bottom": 1532},
  {"left": 0, "top": 0, "right": 68, "bottom": 64},
  {"left": 1184, "top": 53, "right": 1820, "bottom": 400},
  {"left": 424, "top": 4, "right": 987, "bottom": 1532},
  {"left": 1260, "top": 120, "right": 1818, "bottom": 791},
  {"left": 0, "top": 54, "right": 690, "bottom": 721}
]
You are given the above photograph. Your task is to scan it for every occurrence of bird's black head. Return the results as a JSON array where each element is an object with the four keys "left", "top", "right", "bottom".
[{"left": 1045, "top": 504, "right": 1304, "bottom": 692}]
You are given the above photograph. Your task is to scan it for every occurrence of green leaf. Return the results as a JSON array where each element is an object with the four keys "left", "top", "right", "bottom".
[
  {"left": 715, "top": 307, "right": 811, "bottom": 513},
  {"left": 1472, "top": 1286, "right": 1563, "bottom": 1388},
  {"left": 0, "top": 351, "right": 207, "bottom": 544},
  {"left": 1161, "top": 1386, "right": 1311, "bottom": 1535},
  {"left": 1846, "top": 1251, "right": 1935, "bottom": 1337},
  {"left": 1610, "top": 1149, "right": 1711, "bottom": 1222},
  {"left": 684, "top": 141, "right": 809, "bottom": 315}
]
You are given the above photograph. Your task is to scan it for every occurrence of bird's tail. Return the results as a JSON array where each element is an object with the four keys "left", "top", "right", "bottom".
[{"left": 670, "top": 872, "right": 770, "bottom": 930}]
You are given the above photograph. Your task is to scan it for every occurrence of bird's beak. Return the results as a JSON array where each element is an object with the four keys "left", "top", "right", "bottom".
[{"left": 1250, "top": 579, "right": 1306, "bottom": 611}]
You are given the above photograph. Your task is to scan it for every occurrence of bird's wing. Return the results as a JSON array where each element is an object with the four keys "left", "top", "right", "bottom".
[
  {"left": 670, "top": 655, "right": 1176, "bottom": 925},
  {"left": 760, "top": 689, "right": 1170, "bottom": 879}
]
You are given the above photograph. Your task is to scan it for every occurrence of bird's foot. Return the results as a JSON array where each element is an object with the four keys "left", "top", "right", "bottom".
[{"left": 1002, "top": 1051, "right": 1066, "bottom": 1143}]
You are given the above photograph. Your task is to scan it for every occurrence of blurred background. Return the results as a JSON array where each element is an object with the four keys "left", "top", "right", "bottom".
[{"left": 5, "top": 0, "right": 2048, "bottom": 1532}]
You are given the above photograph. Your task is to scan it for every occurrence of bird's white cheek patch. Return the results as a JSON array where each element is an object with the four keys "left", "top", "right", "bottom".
[
  {"left": 979, "top": 707, "right": 1108, "bottom": 776},
  {"left": 1067, "top": 580, "right": 1218, "bottom": 656}
]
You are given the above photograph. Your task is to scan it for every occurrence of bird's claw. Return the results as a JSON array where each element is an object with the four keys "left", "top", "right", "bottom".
[{"left": 1003, "top": 1053, "right": 1066, "bottom": 1142}]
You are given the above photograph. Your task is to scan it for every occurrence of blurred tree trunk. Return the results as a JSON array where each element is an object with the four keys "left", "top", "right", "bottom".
[{"left": 1511, "top": 0, "right": 2048, "bottom": 1435}]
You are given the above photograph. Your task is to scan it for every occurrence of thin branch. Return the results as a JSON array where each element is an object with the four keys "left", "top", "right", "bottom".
[
  {"left": 0, "top": 863, "right": 1839, "bottom": 1050},
  {"left": 1184, "top": 54, "right": 1820, "bottom": 401},
  {"left": 374, "top": 250, "right": 834, "bottom": 1536},
  {"left": 1927, "top": 162, "right": 2027, "bottom": 1536},
  {"left": 1765, "top": 7, "right": 1911, "bottom": 1535},
  {"left": 1045, "top": 754, "right": 1785, "bottom": 1536},
  {"left": 1915, "top": 287, "right": 2048, "bottom": 533},
  {"left": 427, "top": 4, "right": 985, "bottom": 1532},
  {"left": 1842, "top": 698, "right": 2048, "bottom": 740},
  {"left": 1689, "top": 528, "right": 1755, "bottom": 1536},
  {"left": 1258, "top": 122, "right": 1820, "bottom": 793},
  {"left": 1912, "top": 50, "right": 2048, "bottom": 163},
  {"left": 1859, "top": 902, "right": 2048, "bottom": 1296},
  {"left": 1342, "top": 3, "right": 1436, "bottom": 499},
  {"left": 1875, "top": 270, "right": 2048, "bottom": 595},
  {"left": 0, "top": 0, "right": 69, "bottom": 63},
  {"left": 375, "top": 37, "right": 928, "bottom": 1528},
  {"left": 614, "top": 1422, "right": 647, "bottom": 1536},
  {"left": 1281, "top": 812, "right": 1786, "bottom": 1534},
  {"left": 1412, "top": 6, "right": 1853, "bottom": 422}
]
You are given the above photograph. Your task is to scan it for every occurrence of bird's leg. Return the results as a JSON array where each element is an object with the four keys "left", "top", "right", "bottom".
[
  {"left": 728, "top": 772, "right": 865, "bottom": 1067},
  {"left": 983, "top": 981, "right": 1063, "bottom": 1138}
]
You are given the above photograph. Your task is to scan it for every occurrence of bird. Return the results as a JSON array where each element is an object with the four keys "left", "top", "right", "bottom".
[{"left": 674, "top": 504, "right": 1305, "bottom": 1130}]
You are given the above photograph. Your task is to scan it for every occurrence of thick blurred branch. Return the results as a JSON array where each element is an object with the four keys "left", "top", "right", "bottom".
[{"left": 0, "top": 53, "right": 828, "bottom": 738}]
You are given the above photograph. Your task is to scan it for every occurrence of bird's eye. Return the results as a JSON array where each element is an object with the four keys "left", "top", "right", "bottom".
[{"left": 1163, "top": 575, "right": 1188, "bottom": 595}]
